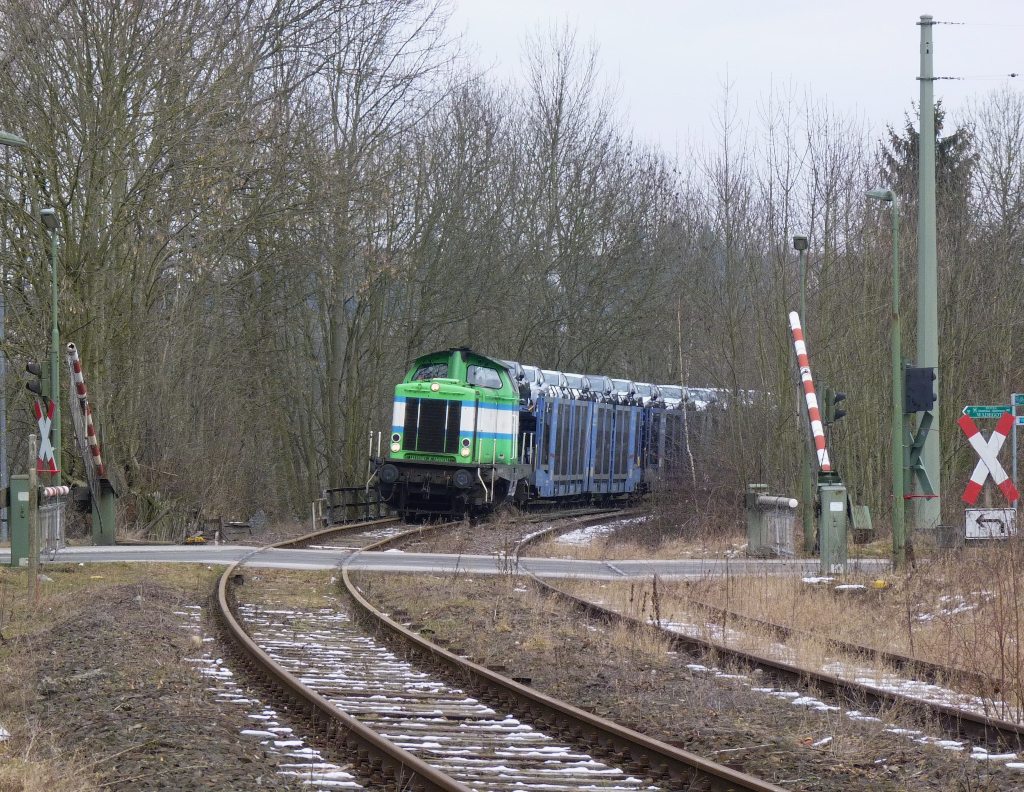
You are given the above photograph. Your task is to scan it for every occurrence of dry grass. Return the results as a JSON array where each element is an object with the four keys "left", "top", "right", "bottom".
[
  {"left": 352, "top": 569, "right": 675, "bottom": 671},
  {"left": 558, "top": 535, "right": 1024, "bottom": 721},
  {"left": 0, "top": 563, "right": 222, "bottom": 792},
  {"left": 521, "top": 499, "right": 1024, "bottom": 721},
  {"left": 354, "top": 570, "right": 1000, "bottom": 790},
  {"left": 525, "top": 516, "right": 749, "bottom": 560}
]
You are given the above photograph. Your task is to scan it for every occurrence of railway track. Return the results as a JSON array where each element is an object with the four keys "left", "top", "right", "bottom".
[
  {"left": 513, "top": 521, "right": 1024, "bottom": 752},
  {"left": 216, "top": 516, "right": 787, "bottom": 792}
]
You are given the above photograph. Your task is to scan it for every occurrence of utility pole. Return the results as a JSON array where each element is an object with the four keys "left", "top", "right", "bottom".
[{"left": 917, "top": 15, "right": 941, "bottom": 532}]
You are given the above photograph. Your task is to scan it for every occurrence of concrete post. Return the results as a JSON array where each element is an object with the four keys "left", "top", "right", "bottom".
[{"left": 917, "top": 15, "right": 941, "bottom": 531}]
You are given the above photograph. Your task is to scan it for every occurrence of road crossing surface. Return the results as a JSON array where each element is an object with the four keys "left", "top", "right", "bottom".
[{"left": 0, "top": 544, "right": 889, "bottom": 579}]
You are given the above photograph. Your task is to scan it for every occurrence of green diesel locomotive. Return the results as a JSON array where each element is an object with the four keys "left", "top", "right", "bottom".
[{"left": 376, "top": 348, "right": 535, "bottom": 517}]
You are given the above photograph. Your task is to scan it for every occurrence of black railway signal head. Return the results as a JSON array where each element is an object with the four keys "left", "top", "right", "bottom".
[
  {"left": 904, "top": 366, "right": 937, "bottom": 413},
  {"left": 25, "top": 360, "right": 50, "bottom": 401},
  {"left": 832, "top": 391, "right": 847, "bottom": 423},
  {"left": 823, "top": 387, "right": 847, "bottom": 425}
]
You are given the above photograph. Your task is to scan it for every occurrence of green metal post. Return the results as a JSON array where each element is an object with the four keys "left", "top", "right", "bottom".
[
  {"left": 92, "top": 478, "right": 115, "bottom": 545},
  {"left": 49, "top": 228, "right": 60, "bottom": 485},
  {"left": 801, "top": 433, "right": 813, "bottom": 551},
  {"left": 917, "top": 15, "right": 940, "bottom": 531},
  {"left": 890, "top": 201, "right": 904, "bottom": 566},
  {"left": 867, "top": 189, "right": 904, "bottom": 565},
  {"left": 795, "top": 237, "right": 814, "bottom": 552},
  {"left": 0, "top": 130, "right": 27, "bottom": 546},
  {"left": 28, "top": 434, "right": 38, "bottom": 599}
]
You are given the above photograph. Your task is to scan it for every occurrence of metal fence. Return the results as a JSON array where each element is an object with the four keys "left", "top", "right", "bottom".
[
  {"left": 315, "top": 486, "right": 390, "bottom": 528},
  {"left": 41, "top": 499, "right": 66, "bottom": 556},
  {"left": 762, "top": 507, "right": 796, "bottom": 557}
]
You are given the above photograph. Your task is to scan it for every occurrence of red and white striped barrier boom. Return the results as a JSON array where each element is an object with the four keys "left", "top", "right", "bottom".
[
  {"left": 789, "top": 311, "right": 831, "bottom": 472},
  {"left": 42, "top": 485, "right": 70, "bottom": 498},
  {"left": 66, "top": 343, "right": 105, "bottom": 477}
]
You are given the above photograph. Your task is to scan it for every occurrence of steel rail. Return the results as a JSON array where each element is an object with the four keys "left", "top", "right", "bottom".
[
  {"left": 216, "top": 517, "right": 476, "bottom": 792},
  {"left": 274, "top": 515, "right": 401, "bottom": 548},
  {"left": 659, "top": 594, "right": 995, "bottom": 692},
  {"left": 513, "top": 524, "right": 1024, "bottom": 751},
  {"left": 342, "top": 527, "right": 787, "bottom": 792}
]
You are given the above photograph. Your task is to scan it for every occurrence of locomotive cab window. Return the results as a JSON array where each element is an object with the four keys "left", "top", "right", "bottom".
[
  {"left": 467, "top": 365, "right": 503, "bottom": 389},
  {"left": 412, "top": 362, "right": 448, "bottom": 381}
]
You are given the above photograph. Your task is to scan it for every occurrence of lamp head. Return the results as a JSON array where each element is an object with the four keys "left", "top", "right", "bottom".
[
  {"left": 792, "top": 235, "right": 808, "bottom": 251},
  {"left": 866, "top": 189, "right": 895, "bottom": 202},
  {"left": 0, "top": 131, "right": 28, "bottom": 149},
  {"left": 40, "top": 207, "right": 57, "bottom": 231}
]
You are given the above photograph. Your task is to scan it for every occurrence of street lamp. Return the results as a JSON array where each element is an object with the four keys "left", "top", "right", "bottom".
[
  {"left": 0, "top": 131, "right": 27, "bottom": 149},
  {"left": 39, "top": 207, "right": 60, "bottom": 486},
  {"left": 0, "top": 131, "right": 27, "bottom": 543},
  {"left": 866, "top": 188, "right": 905, "bottom": 566},
  {"left": 792, "top": 234, "right": 813, "bottom": 552}
]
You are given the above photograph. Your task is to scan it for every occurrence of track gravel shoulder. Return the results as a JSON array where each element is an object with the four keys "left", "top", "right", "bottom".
[
  {"left": 352, "top": 571, "right": 1018, "bottom": 792},
  {"left": 0, "top": 565, "right": 307, "bottom": 792}
]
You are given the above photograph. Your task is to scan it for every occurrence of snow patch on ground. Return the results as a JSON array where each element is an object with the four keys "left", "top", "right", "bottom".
[
  {"left": 554, "top": 516, "right": 648, "bottom": 547},
  {"left": 177, "top": 606, "right": 364, "bottom": 790}
]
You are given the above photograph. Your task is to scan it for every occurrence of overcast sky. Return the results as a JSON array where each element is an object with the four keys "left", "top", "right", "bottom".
[{"left": 450, "top": 0, "right": 1023, "bottom": 152}]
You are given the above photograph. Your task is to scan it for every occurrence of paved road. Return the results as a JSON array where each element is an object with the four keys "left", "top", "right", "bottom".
[{"left": 0, "top": 545, "right": 889, "bottom": 579}]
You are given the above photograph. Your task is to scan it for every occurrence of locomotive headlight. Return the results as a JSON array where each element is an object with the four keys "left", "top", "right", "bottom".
[
  {"left": 391, "top": 442, "right": 401, "bottom": 452},
  {"left": 460, "top": 447, "right": 471, "bottom": 458},
  {"left": 430, "top": 382, "right": 440, "bottom": 391}
]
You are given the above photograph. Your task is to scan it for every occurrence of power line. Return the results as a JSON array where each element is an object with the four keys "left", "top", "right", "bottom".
[{"left": 927, "top": 74, "right": 1019, "bottom": 81}]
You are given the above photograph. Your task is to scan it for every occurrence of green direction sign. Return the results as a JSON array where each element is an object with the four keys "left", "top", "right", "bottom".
[
  {"left": 963, "top": 405, "right": 1012, "bottom": 419},
  {"left": 1014, "top": 393, "right": 1024, "bottom": 407}
]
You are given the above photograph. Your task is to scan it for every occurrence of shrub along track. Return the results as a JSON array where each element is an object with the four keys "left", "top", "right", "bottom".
[
  {"left": 217, "top": 516, "right": 787, "bottom": 792},
  {"left": 513, "top": 523, "right": 1024, "bottom": 753}
]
